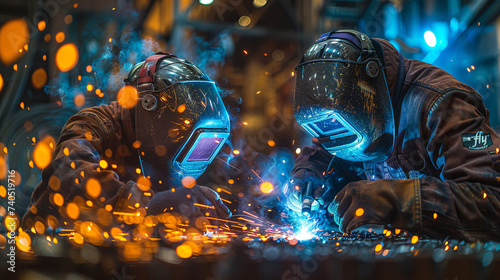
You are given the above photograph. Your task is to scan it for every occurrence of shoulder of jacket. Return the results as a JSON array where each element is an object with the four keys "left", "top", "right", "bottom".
[{"left": 403, "top": 59, "right": 477, "bottom": 94}]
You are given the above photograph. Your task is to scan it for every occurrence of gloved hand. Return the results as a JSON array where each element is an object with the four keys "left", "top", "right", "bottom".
[
  {"left": 283, "top": 169, "right": 329, "bottom": 216},
  {"left": 327, "top": 179, "right": 421, "bottom": 234},
  {"left": 115, "top": 181, "right": 154, "bottom": 213},
  {"left": 146, "top": 185, "right": 231, "bottom": 223}
]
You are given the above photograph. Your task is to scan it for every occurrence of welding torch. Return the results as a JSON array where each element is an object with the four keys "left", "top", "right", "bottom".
[{"left": 301, "top": 181, "right": 315, "bottom": 216}]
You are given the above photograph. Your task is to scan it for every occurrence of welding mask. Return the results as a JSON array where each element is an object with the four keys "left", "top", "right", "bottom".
[
  {"left": 294, "top": 30, "right": 395, "bottom": 162},
  {"left": 127, "top": 53, "right": 230, "bottom": 189}
]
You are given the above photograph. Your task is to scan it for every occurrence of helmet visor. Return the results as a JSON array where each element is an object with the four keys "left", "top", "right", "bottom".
[
  {"left": 294, "top": 59, "right": 394, "bottom": 161},
  {"left": 136, "top": 81, "right": 231, "bottom": 181}
]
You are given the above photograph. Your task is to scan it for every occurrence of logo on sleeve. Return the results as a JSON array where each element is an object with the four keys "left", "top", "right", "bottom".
[{"left": 461, "top": 131, "right": 492, "bottom": 150}]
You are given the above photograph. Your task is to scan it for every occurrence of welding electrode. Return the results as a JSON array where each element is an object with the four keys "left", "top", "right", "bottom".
[{"left": 301, "top": 181, "right": 314, "bottom": 216}]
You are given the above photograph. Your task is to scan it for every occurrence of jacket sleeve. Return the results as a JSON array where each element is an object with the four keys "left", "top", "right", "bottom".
[
  {"left": 23, "top": 105, "right": 150, "bottom": 228},
  {"left": 418, "top": 90, "right": 500, "bottom": 241}
]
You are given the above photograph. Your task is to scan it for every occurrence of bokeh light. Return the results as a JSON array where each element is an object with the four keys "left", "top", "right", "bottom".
[
  {"left": 238, "top": 16, "right": 251, "bottom": 27},
  {"left": 117, "top": 85, "right": 139, "bottom": 108},
  {"left": 181, "top": 176, "right": 196, "bottom": 188},
  {"left": 53, "top": 193, "right": 64, "bottom": 206},
  {"left": 137, "top": 176, "right": 151, "bottom": 191},
  {"left": 49, "top": 175, "right": 61, "bottom": 191},
  {"left": 33, "top": 141, "right": 52, "bottom": 169},
  {"left": 177, "top": 104, "right": 186, "bottom": 113},
  {"left": 86, "top": 178, "right": 102, "bottom": 198},
  {"left": 411, "top": 235, "right": 419, "bottom": 244},
  {"left": 0, "top": 156, "right": 6, "bottom": 180},
  {"left": 16, "top": 231, "right": 31, "bottom": 252},
  {"left": 199, "top": 0, "right": 214, "bottom": 5},
  {"left": 424, "top": 31, "right": 437, "bottom": 47},
  {"left": 55, "top": 32, "right": 65, "bottom": 43},
  {"left": 55, "top": 43, "right": 79, "bottom": 72},
  {"left": 0, "top": 18, "right": 29, "bottom": 65},
  {"left": 355, "top": 208, "right": 364, "bottom": 217},
  {"left": 64, "top": 15, "right": 73, "bottom": 25},
  {"left": 31, "top": 68, "right": 47, "bottom": 89},
  {"left": 253, "top": 0, "right": 267, "bottom": 8},
  {"left": 99, "top": 159, "right": 108, "bottom": 169},
  {"left": 176, "top": 244, "right": 193, "bottom": 258},
  {"left": 74, "top": 93, "right": 85, "bottom": 107},
  {"left": 38, "top": 20, "right": 46, "bottom": 31},
  {"left": 66, "top": 202, "right": 80, "bottom": 219}
]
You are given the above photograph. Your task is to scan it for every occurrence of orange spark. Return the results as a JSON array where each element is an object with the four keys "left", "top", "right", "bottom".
[{"left": 193, "top": 203, "right": 215, "bottom": 209}]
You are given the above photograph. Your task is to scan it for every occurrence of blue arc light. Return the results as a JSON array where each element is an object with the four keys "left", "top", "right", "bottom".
[
  {"left": 199, "top": 0, "right": 214, "bottom": 5},
  {"left": 424, "top": 31, "right": 437, "bottom": 47}
]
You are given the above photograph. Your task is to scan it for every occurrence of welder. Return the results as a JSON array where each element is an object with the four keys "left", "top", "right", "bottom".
[
  {"left": 22, "top": 52, "right": 231, "bottom": 229},
  {"left": 284, "top": 30, "right": 500, "bottom": 241}
]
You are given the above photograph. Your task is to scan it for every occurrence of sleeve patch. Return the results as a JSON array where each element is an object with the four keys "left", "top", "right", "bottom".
[{"left": 461, "top": 131, "right": 493, "bottom": 150}]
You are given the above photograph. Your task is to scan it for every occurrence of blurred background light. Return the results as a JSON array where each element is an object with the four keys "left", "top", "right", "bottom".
[
  {"left": 199, "top": 0, "right": 214, "bottom": 5},
  {"left": 424, "top": 31, "right": 437, "bottom": 47},
  {"left": 238, "top": 16, "right": 251, "bottom": 27},
  {"left": 253, "top": 0, "right": 268, "bottom": 8}
]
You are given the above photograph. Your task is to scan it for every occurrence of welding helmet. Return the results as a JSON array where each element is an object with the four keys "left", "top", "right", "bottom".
[
  {"left": 126, "top": 52, "right": 230, "bottom": 189},
  {"left": 294, "top": 30, "right": 395, "bottom": 162}
]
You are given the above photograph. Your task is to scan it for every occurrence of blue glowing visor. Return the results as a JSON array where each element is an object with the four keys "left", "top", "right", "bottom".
[
  {"left": 174, "top": 129, "right": 229, "bottom": 168},
  {"left": 301, "top": 114, "right": 361, "bottom": 150}
]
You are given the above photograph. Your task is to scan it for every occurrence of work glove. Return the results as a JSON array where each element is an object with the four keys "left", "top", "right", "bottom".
[
  {"left": 283, "top": 169, "right": 330, "bottom": 216},
  {"left": 327, "top": 179, "right": 422, "bottom": 234},
  {"left": 114, "top": 181, "right": 154, "bottom": 213},
  {"left": 146, "top": 185, "right": 231, "bottom": 223}
]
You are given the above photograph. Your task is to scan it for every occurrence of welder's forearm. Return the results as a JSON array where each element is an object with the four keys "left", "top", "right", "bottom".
[{"left": 419, "top": 176, "right": 500, "bottom": 241}]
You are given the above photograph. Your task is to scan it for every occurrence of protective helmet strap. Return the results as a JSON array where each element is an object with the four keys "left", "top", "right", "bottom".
[
  {"left": 137, "top": 52, "right": 176, "bottom": 84},
  {"left": 317, "top": 29, "right": 377, "bottom": 61}
]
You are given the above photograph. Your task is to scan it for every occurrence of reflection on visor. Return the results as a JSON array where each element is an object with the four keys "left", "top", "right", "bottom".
[
  {"left": 311, "top": 117, "right": 348, "bottom": 136},
  {"left": 187, "top": 137, "right": 224, "bottom": 162}
]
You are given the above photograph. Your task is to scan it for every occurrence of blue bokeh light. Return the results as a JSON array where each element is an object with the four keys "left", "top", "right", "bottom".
[{"left": 424, "top": 31, "right": 437, "bottom": 47}]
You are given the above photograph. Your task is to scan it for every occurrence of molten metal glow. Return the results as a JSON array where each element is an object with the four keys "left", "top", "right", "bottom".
[
  {"left": 295, "top": 228, "right": 314, "bottom": 241},
  {"left": 293, "top": 218, "right": 318, "bottom": 241}
]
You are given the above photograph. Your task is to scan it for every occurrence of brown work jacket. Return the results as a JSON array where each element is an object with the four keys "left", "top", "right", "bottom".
[{"left": 22, "top": 103, "right": 149, "bottom": 229}]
